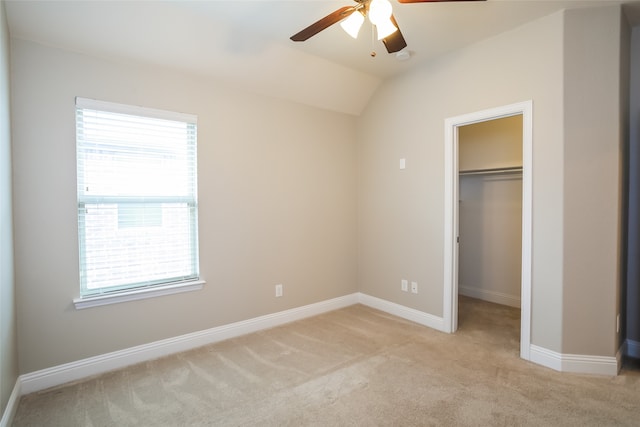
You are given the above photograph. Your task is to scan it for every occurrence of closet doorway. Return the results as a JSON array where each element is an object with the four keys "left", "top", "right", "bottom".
[
  {"left": 458, "top": 116, "right": 523, "bottom": 308},
  {"left": 443, "top": 101, "right": 532, "bottom": 361}
]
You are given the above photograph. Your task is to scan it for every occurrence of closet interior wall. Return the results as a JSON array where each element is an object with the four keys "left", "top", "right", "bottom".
[{"left": 458, "top": 115, "right": 523, "bottom": 308}]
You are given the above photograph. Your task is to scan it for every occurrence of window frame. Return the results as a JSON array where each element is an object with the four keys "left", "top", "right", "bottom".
[{"left": 73, "top": 97, "right": 203, "bottom": 309}]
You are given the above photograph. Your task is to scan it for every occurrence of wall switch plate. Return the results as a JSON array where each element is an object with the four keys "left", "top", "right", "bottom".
[
  {"left": 275, "top": 284, "right": 283, "bottom": 297},
  {"left": 401, "top": 279, "right": 408, "bottom": 292},
  {"left": 411, "top": 281, "right": 418, "bottom": 294},
  {"left": 617, "top": 314, "right": 620, "bottom": 333},
  {"left": 400, "top": 158, "right": 406, "bottom": 170}
]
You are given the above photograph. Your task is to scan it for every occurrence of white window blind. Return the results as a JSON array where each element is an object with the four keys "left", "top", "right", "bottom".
[{"left": 76, "top": 97, "right": 199, "bottom": 297}]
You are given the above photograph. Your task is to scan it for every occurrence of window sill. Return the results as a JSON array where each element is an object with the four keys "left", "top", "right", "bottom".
[{"left": 73, "top": 280, "right": 205, "bottom": 310}]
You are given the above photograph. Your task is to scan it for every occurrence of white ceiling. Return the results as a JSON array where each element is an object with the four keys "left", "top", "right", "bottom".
[{"left": 5, "top": 0, "right": 640, "bottom": 114}]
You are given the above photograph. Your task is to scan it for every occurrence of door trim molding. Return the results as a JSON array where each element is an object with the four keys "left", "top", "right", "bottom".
[{"left": 443, "top": 100, "right": 533, "bottom": 361}]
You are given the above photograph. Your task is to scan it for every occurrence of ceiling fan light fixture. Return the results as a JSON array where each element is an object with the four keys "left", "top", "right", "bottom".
[
  {"left": 368, "top": 0, "right": 393, "bottom": 25},
  {"left": 375, "top": 18, "right": 398, "bottom": 40},
  {"left": 340, "top": 10, "right": 365, "bottom": 39}
]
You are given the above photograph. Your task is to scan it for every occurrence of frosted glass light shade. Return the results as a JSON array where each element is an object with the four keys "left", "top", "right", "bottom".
[
  {"left": 340, "top": 11, "right": 365, "bottom": 39},
  {"left": 376, "top": 18, "right": 398, "bottom": 40},
  {"left": 369, "top": 0, "right": 393, "bottom": 25}
]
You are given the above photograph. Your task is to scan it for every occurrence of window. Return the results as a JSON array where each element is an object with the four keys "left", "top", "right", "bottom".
[{"left": 75, "top": 97, "right": 199, "bottom": 302}]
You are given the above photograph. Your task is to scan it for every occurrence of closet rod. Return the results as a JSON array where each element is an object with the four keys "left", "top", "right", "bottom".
[{"left": 459, "top": 166, "right": 523, "bottom": 176}]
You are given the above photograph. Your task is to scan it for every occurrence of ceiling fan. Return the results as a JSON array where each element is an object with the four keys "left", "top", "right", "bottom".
[{"left": 290, "top": 0, "right": 486, "bottom": 56}]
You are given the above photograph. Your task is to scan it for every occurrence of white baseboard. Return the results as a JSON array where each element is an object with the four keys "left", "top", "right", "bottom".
[
  {"left": 18, "top": 292, "right": 444, "bottom": 396},
  {"left": 529, "top": 345, "right": 563, "bottom": 371},
  {"left": 458, "top": 285, "right": 520, "bottom": 308},
  {"left": 357, "top": 293, "right": 446, "bottom": 332},
  {"left": 626, "top": 339, "right": 640, "bottom": 359},
  {"left": 530, "top": 344, "right": 619, "bottom": 376},
  {"left": 0, "top": 379, "right": 21, "bottom": 427},
  {"left": 14, "top": 291, "right": 623, "bottom": 401},
  {"left": 19, "top": 293, "right": 359, "bottom": 394}
]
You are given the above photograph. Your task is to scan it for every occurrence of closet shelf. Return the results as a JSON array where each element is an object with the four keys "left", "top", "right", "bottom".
[{"left": 459, "top": 166, "right": 523, "bottom": 176}]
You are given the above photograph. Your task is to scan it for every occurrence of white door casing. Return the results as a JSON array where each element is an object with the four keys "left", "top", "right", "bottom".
[{"left": 443, "top": 101, "right": 533, "bottom": 360}]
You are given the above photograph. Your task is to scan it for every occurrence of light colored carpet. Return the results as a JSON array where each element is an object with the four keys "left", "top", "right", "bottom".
[{"left": 12, "top": 296, "right": 640, "bottom": 426}]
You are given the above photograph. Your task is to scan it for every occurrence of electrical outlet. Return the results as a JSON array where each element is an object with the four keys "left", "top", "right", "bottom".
[
  {"left": 411, "top": 281, "right": 418, "bottom": 294},
  {"left": 275, "top": 284, "right": 283, "bottom": 298},
  {"left": 401, "top": 279, "right": 408, "bottom": 292}
]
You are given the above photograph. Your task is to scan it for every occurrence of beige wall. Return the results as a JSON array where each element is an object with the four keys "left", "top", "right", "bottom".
[
  {"left": 0, "top": 0, "right": 18, "bottom": 417},
  {"left": 10, "top": 39, "right": 359, "bottom": 373},
  {"left": 628, "top": 24, "right": 640, "bottom": 348},
  {"left": 458, "top": 115, "right": 523, "bottom": 171},
  {"left": 359, "top": 5, "right": 626, "bottom": 357},
  {"left": 458, "top": 175, "right": 522, "bottom": 307},
  {"left": 7, "top": 2, "right": 632, "bottom": 379},
  {"left": 562, "top": 6, "right": 626, "bottom": 356},
  {"left": 359, "top": 9, "right": 565, "bottom": 352}
]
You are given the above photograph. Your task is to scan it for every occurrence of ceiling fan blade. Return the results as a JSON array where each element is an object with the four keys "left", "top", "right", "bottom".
[
  {"left": 382, "top": 15, "right": 407, "bottom": 53},
  {"left": 291, "top": 6, "right": 358, "bottom": 42},
  {"left": 397, "top": 0, "right": 485, "bottom": 3}
]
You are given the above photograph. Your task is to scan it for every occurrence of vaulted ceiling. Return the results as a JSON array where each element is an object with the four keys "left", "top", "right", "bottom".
[{"left": 5, "top": 0, "right": 640, "bottom": 114}]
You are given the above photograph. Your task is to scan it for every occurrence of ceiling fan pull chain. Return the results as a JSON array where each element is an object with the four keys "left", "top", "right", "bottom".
[{"left": 370, "top": 23, "right": 377, "bottom": 57}]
